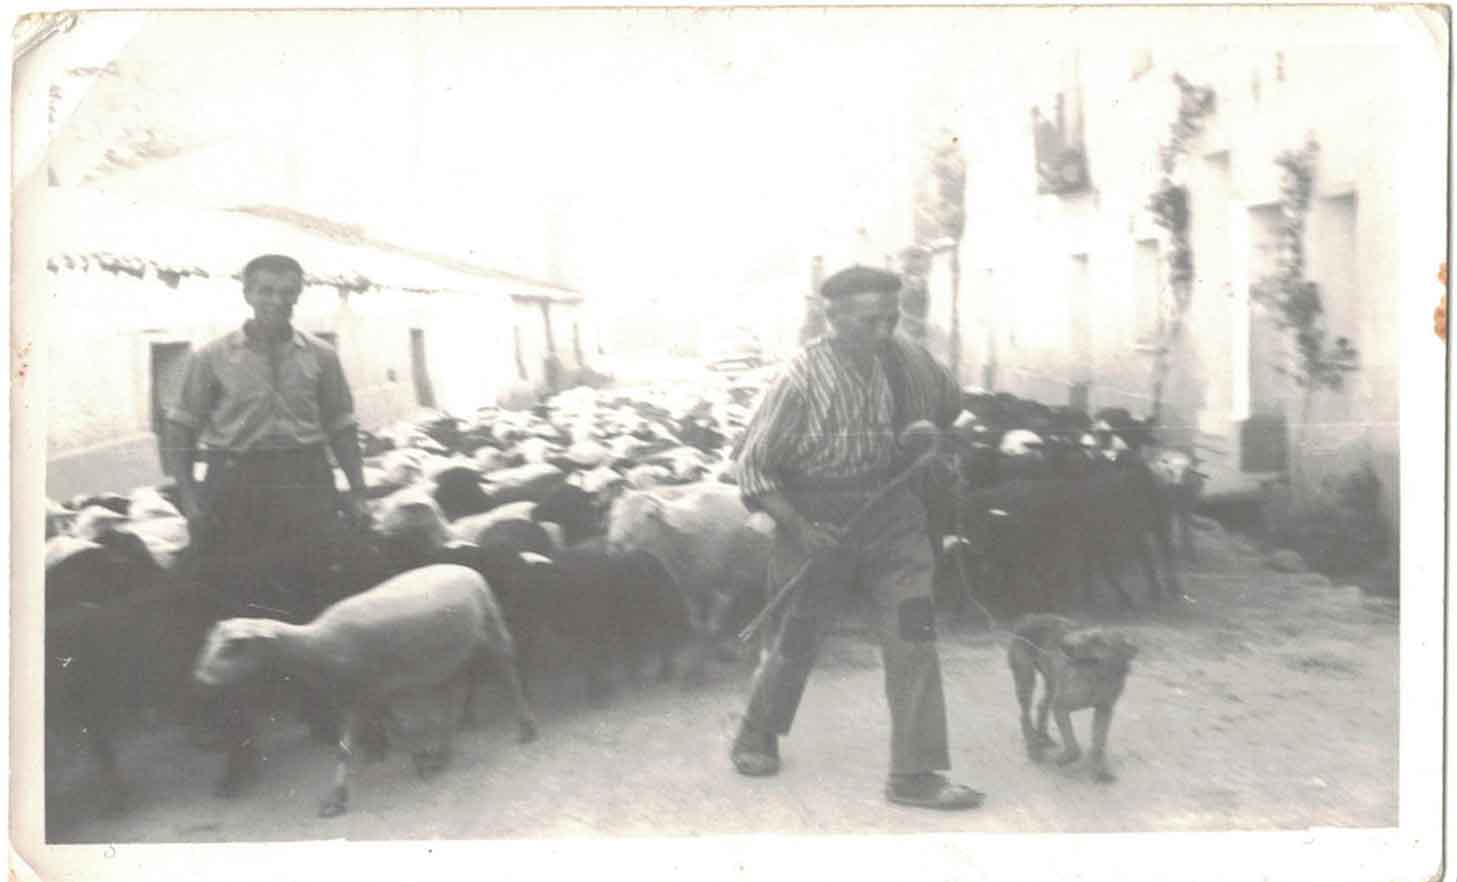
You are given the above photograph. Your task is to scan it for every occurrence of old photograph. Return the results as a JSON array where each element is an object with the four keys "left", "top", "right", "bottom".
[{"left": 9, "top": 5, "right": 1448, "bottom": 881}]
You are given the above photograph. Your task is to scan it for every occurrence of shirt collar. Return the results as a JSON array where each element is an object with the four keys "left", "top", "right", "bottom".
[{"left": 231, "top": 322, "right": 305, "bottom": 349}]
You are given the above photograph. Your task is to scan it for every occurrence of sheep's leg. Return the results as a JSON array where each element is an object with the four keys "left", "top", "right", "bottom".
[
  {"left": 1102, "top": 549, "right": 1137, "bottom": 611},
  {"left": 678, "top": 603, "right": 712, "bottom": 689},
  {"left": 493, "top": 650, "right": 538, "bottom": 743},
  {"left": 583, "top": 637, "right": 615, "bottom": 704},
  {"left": 1155, "top": 516, "right": 1183, "bottom": 602},
  {"left": 709, "top": 588, "right": 744, "bottom": 662},
  {"left": 89, "top": 727, "right": 128, "bottom": 815},
  {"left": 460, "top": 654, "right": 487, "bottom": 730},
  {"left": 413, "top": 679, "right": 463, "bottom": 780},
  {"left": 215, "top": 697, "right": 260, "bottom": 799},
  {"left": 319, "top": 707, "right": 358, "bottom": 818},
  {"left": 355, "top": 703, "right": 390, "bottom": 762},
  {"left": 1134, "top": 532, "right": 1164, "bottom": 607},
  {"left": 1178, "top": 504, "right": 1197, "bottom": 564},
  {"left": 512, "top": 623, "right": 539, "bottom": 703}
]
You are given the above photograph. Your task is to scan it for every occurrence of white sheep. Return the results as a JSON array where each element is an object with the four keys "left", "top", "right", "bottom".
[
  {"left": 192, "top": 563, "right": 537, "bottom": 818},
  {"left": 606, "top": 483, "right": 772, "bottom": 681}
]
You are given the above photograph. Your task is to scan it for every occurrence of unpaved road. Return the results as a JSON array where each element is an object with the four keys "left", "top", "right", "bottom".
[{"left": 43, "top": 522, "right": 1397, "bottom": 842}]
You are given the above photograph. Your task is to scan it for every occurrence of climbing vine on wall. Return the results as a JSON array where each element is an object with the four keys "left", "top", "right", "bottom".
[
  {"left": 1145, "top": 73, "right": 1216, "bottom": 428},
  {"left": 1252, "top": 137, "right": 1359, "bottom": 409}
]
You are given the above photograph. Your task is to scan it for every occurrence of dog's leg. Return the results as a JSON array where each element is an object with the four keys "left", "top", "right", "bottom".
[
  {"left": 1089, "top": 702, "right": 1117, "bottom": 783},
  {"left": 1011, "top": 653, "right": 1041, "bottom": 759},
  {"left": 1035, "top": 677, "right": 1057, "bottom": 753},
  {"left": 1051, "top": 705, "right": 1082, "bottom": 766}
]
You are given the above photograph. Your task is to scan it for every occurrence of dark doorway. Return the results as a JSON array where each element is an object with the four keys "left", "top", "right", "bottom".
[{"left": 410, "top": 328, "right": 436, "bottom": 408}]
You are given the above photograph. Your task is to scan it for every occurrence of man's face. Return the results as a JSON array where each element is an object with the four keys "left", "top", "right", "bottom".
[
  {"left": 828, "top": 290, "right": 900, "bottom": 350},
  {"left": 244, "top": 267, "right": 302, "bottom": 334}
]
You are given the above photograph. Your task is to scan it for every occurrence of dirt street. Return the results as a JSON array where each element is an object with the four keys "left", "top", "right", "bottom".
[{"left": 43, "top": 521, "right": 1397, "bottom": 842}]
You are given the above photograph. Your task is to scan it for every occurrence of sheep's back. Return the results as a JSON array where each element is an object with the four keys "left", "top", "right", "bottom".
[{"left": 311, "top": 564, "right": 505, "bottom": 692}]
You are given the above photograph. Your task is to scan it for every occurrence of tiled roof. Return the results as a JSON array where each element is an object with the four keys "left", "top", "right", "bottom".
[{"left": 39, "top": 187, "right": 581, "bottom": 301}]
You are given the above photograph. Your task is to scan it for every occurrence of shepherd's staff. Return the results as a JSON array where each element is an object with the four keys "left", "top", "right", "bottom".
[{"left": 737, "top": 420, "right": 946, "bottom": 644}]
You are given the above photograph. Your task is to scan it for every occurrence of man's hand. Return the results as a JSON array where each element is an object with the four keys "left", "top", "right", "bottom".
[
  {"left": 178, "top": 491, "right": 216, "bottom": 546},
  {"left": 793, "top": 519, "right": 846, "bottom": 556},
  {"left": 755, "top": 491, "right": 845, "bottom": 556},
  {"left": 341, "top": 491, "right": 371, "bottom": 533}
]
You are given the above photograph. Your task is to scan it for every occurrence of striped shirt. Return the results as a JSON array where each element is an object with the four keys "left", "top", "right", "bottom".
[{"left": 735, "top": 335, "right": 961, "bottom": 504}]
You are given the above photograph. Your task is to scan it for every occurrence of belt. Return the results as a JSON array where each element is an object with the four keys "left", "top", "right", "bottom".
[
  {"left": 784, "top": 470, "right": 892, "bottom": 494},
  {"left": 207, "top": 444, "right": 327, "bottom": 466}
]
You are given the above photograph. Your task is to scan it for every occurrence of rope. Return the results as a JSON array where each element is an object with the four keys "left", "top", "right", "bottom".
[{"left": 943, "top": 451, "right": 1062, "bottom": 661}]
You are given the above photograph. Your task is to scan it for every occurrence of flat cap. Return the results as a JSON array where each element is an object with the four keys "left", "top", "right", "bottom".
[{"left": 820, "top": 265, "right": 903, "bottom": 300}]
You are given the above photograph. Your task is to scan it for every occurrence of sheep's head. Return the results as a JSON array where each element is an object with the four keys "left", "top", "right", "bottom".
[
  {"left": 193, "top": 619, "right": 280, "bottom": 688},
  {"left": 605, "top": 491, "right": 669, "bottom": 555}
]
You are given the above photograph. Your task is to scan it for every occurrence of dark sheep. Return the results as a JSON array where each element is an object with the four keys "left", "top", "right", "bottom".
[
  {"left": 45, "top": 537, "right": 160, "bottom": 613},
  {"left": 431, "top": 464, "right": 494, "bottom": 521},
  {"left": 480, "top": 463, "right": 568, "bottom": 508},
  {"left": 46, "top": 570, "right": 225, "bottom": 830},
  {"left": 67, "top": 493, "right": 131, "bottom": 517},
  {"left": 930, "top": 468, "right": 1177, "bottom": 618},
  {"left": 541, "top": 543, "right": 690, "bottom": 702},
  {"left": 533, "top": 484, "right": 610, "bottom": 546}
]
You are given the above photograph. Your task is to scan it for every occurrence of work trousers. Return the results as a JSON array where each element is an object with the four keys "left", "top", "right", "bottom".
[
  {"left": 189, "top": 446, "right": 344, "bottom": 748},
  {"left": 192, "top": 446, "right": 342, "bottom": 623},
  {"left": 742, "top": 482, "right": 952, "bottom": 775}
]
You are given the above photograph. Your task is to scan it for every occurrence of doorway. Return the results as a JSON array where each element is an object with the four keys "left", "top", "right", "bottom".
[{"left": 410, "top": 328, "right": 436, "bottom": 409}]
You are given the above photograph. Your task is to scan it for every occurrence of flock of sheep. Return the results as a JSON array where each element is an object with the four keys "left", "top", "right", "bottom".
[{"left": 43, "top": 364, "right": 1202, "bottom": 823}]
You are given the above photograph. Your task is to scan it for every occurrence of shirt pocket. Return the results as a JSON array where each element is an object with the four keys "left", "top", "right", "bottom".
[{"left": 278, "top": 350, "right": 323, "bottom": 426}]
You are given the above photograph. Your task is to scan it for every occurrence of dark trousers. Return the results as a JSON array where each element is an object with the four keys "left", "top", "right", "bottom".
[
  {"left": 193, "top": 446, "right": 342, "bottom": 622},
  {"left": 190, "top": 446, "right": 344, "bottom": 755},
  {"left": 741, "top": 484, "right": 952, "bottom": 775}
]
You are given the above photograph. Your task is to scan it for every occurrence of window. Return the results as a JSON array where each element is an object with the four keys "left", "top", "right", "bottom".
[{"left": 1134, "top": 240, "right": 1165, "bottom": 346}]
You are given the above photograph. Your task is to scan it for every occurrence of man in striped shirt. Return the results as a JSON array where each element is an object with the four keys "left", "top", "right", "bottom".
[{"left": 731, "top": 264, "right": 984, "bottom": 811}]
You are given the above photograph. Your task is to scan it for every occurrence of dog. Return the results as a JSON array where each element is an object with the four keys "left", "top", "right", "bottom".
[{"left": 1007, "top": 613, "right": 1138, "bottom": 783}]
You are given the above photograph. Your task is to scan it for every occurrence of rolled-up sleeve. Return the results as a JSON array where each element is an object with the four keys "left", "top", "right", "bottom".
[
  {"left": 316, "top": 344, "right": 359, "bottom": 436},
  {"left": 166, "top": 348, "right": 213, "bottom": 430},
  {"left": 735, "top": 375, "right": 806, "bottom": 507}
]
